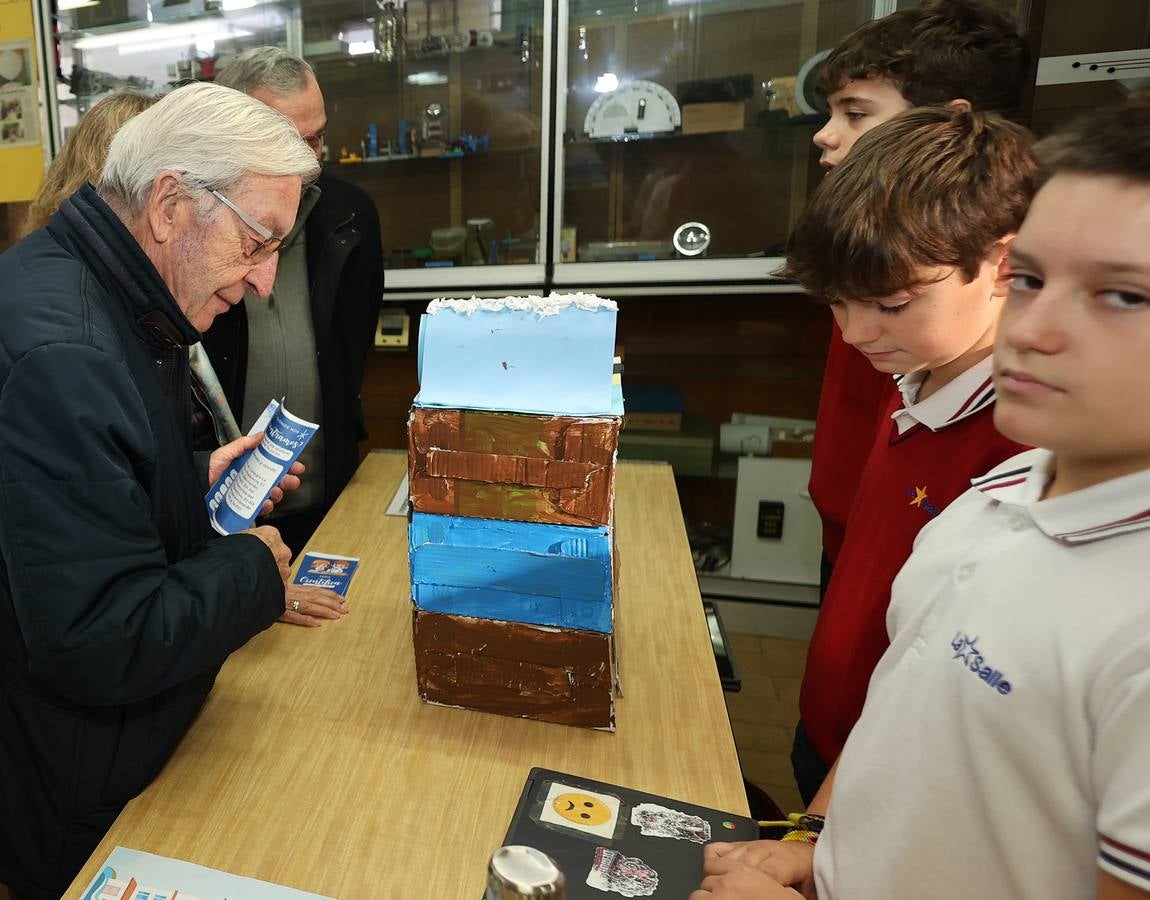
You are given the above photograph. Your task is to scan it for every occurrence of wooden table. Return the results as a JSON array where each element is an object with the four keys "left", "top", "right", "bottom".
[{"left": 66, "top": 452, "right": 747, "bottom": 898}]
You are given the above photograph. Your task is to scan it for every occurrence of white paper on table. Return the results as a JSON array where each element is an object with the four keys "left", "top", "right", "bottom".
[
  {"left": 80, "top": 846, "right": 333, "bottom": 900},
  {"left": 385, "top": 473, "right": 409, "bottom": 516}
]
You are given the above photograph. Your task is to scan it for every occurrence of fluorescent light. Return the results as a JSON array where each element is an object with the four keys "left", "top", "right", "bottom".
[
  {"left": 406, "top": 71, "right": 448, "bottom": 86},
  {"left": 347, "top": 40, "right": 376, "bottom": 55},
  {"left": 116, "top": 29, "right": 252, "bottom": 55},
  {"left": 74, "top": 20, "right": 247, "bottom": 50},
  {"left": 594, "top": 72, "right": 618, "bottom": 93}
]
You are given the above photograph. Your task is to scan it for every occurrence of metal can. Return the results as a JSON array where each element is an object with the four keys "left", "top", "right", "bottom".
[{"left": 486, "top": 845, "right": 566, "bottom": 899}]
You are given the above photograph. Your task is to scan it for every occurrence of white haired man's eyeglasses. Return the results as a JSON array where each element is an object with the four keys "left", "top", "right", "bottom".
[{"left": 210, "top": 188, "right": 286, "bottom": 262}]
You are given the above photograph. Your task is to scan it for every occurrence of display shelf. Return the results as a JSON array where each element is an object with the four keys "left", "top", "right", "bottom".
[
  {"left": 699, "top": 567, "right": 820, "bottom": 607},
  {"left": 327, "top": 144, "right": 534, "bottom": 168},
  {"left": 565, "top": 119, "right": 824, "bottom": 148}
]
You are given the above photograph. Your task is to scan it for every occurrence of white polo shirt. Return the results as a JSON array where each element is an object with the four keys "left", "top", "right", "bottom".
[{"left": 814, "top": 448, "right": 1150, "bottom": 900}]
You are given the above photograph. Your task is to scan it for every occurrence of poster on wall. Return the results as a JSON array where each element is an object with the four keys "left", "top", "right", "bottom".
[
  {"left": 0, "top": 0, "right": 46, "bottom": 202},
  {"left": 0, "top": 39, "right": 39, "bottom": 147}
]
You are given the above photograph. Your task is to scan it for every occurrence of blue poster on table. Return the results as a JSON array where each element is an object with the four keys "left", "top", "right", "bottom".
[{"left": 294, "top": 552, "right": 360, "bottom": 597}]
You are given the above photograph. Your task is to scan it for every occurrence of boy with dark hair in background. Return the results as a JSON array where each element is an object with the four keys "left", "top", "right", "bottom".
[
  {"left": 696, "top": 99, "right": 1150, "bottom": 900},
  {"left": 795, "top": 0, "right": 1030, "bottom": 801},
  {"left": 788, "top": 105, "right": 1034, "bottom": 809}
]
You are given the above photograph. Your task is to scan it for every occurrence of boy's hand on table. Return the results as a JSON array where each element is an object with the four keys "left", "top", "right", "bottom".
[
  {"left": 689, "top": 859, "right": 804, "bottom": 899},
  {"left": 278, "top": 584, "right": 349, "bottom": 627},
  {"left": 704, "top": 841, "right": 817, "bottom": 898}
]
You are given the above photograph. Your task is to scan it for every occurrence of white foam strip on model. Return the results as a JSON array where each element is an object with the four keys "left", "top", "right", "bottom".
[{"left": 426, "top": 293, "right": 618, "bottom": 317}]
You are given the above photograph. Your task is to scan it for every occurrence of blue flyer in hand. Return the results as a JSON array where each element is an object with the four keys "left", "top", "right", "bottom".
[
  {"left": 294, "top": 552, "right": 360, "bottom": 596},
  {"left": 206, "top": 399, "right": 319, "bottom": 535}
]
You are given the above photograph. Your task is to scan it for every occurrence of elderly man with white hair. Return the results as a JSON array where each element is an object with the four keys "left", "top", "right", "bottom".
[{"left": 0, "top": 83, "right": 319, "bottom": 900}]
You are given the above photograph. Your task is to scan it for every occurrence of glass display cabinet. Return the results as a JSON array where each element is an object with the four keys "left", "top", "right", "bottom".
[
  {"left": 552, "top": 0, "right": 878, "bottom": 289},
  {"left": 33, "top": 0, "right": 1038, "bottom": 294},
  {"left": 49, "top": 0, "right": 553, "bottom": 292},
  {"left": 303, "top": 0, "right": 552, "bottom": 292}
]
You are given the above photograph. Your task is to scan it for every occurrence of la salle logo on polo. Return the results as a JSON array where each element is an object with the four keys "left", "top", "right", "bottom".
[{"left": 950, "top": 632, "right": 1013, "bottom": 695}]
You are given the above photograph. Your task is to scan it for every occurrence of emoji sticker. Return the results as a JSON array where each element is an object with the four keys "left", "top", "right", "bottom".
[
  {"left": 553, "top": 792, "right": 614, "bottom": 827},
  {"left": 539, "top": 782, "right": 621, "bottom": 839},
  {"left": 586, "top": 847, "right": 658, "bottom": 897}
]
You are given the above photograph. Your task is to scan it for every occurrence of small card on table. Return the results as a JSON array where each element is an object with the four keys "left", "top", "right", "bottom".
[{"left": 293, "top": 551, "right": 360, "bottom": 597}]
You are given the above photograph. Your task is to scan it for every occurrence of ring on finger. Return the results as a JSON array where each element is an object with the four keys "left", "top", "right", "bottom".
[{"left": 291, "top": 598, "right": 301, "bottom": 612}]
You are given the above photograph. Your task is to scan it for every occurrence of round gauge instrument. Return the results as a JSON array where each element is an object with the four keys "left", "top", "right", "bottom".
[
  {"left": 584, "top": 80, "right": 681, "bottom": 140},
  {"left": 673, "top": 221, "right": 711, "bottom": 257}
]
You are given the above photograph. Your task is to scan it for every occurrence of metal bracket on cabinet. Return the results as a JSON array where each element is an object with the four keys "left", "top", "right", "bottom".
[{"left": 1036, "top": 49, "right": 1150, "bottom": 87}]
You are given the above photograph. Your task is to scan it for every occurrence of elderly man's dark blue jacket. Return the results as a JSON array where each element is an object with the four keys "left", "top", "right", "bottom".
[{"left": 0, "top": 185, "right": 285, "bottom": 899}]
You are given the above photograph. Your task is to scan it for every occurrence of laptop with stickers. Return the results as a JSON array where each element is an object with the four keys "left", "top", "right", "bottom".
[{"left": 499, "top": 767, "right": 759, "bottom": 898}]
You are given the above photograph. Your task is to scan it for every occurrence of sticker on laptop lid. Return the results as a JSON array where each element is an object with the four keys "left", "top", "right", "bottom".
[
  {"left": 537, "top": 782, "right": 622, "bottom": 840},
  {"left": 585, "top": 847, "right": 658, "bottom": 897},
  {"left": 630, "top": 803, "right": 711, "bottom": 844}
]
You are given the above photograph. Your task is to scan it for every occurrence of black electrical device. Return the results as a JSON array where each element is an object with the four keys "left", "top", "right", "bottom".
[{"left": 757, "top": 500, "right": 785, "bottom": 540}]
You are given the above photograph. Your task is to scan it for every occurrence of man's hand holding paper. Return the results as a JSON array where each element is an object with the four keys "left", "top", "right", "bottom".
[
  {"left": 205, "top": 400, "right": 319, "bottom": 534},
  {"left": 209, "top": 433, "right": 305, "bottom": 515}
]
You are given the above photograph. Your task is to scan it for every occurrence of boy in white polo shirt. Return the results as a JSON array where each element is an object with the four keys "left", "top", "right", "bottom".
[{"left": 691, "top": 100, "right": 1150, "bottom": 900}]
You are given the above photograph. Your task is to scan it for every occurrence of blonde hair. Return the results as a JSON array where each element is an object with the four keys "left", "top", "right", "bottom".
[
  {"left": 99, "top": 81, "right": 319, "bottom": 218},
  {"left": 22, "top": 92, "right": 158, "bottom": 236}
]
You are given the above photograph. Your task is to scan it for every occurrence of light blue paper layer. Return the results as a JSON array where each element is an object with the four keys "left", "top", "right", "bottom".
[
  {"left": 409, "top": 512, "right": 614, "bottom": 633},
  {"left": 415, "top": 305, "right": 622, "bottom": 416}
]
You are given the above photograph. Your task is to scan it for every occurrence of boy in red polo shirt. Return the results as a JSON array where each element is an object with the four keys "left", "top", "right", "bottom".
[
  {"left": 788, "top": 108, "right": 1035, "bottom": 800},
  {"left": 809, "top": 0, "right": 1028, "bottom": 571},
  {"left": 796, "top": 0, "right": 1028, "bottom": 800}
]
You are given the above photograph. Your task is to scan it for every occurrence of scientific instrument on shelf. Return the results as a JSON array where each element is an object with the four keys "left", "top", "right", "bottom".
[{"left": 583, "top": 80, "right": 680, "bottom": 140}]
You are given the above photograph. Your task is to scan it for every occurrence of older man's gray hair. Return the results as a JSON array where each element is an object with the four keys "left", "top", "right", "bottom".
[
  {"left": 215, "top": 47, "right": 314, "bottom": 96},
  {"left": 98, "top": 81, "right": 319, "bottom": 217}
]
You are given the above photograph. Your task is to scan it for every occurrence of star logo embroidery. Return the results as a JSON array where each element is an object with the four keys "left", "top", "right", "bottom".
[
  {"left": 951, "top": 633, "right": 981, "bottom": 665},
  {"left": 949, "top": 631, "right": 1012, "bottom": 694},
  {"left": 909, "top": 486, "right": 929, "bottom": 508}
]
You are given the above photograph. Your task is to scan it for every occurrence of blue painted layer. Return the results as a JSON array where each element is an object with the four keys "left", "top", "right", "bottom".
[
  {"left": 408, "top": 513, "right": 614, "bottom": 633},
  {"left": 415, "top": 305, "right": 622, "bottom": 416}
]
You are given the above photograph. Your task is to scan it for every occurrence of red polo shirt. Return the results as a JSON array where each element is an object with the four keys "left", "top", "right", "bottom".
[
  {"left": 800, "top": 359, "right": 1029, "bottom": 766},
  {"left": 809, "top": 326, "right": 896, "bottom": 563}
]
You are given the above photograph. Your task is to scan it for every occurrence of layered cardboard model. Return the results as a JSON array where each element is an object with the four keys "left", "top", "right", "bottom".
[
  {"left": 412, "top": 610, "right": 615, "bottom": 729},
  {"left": 408, "top": 295, "right": 622, "bottom": 729},
  {"left": 408, "top": 408, "right": 619, "bottom": 527},
  {"left": 414, "top": 295, "right": 624, "bottom": 417},
  {"left": 410, "top": 512, "right": 614, "bottom": 632}
]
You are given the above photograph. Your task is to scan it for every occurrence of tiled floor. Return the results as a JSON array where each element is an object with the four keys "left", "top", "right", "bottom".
[{"left": 724, "top": 632, "right": 809, "bottom": 816}]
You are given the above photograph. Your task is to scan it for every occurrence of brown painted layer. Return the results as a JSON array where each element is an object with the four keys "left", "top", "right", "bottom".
[
  {"left": 412, "top": 609, "right": 616, "bottom": 730},
  {"left": 408, "top": 408, "right": 620, "bottom": 527}
]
